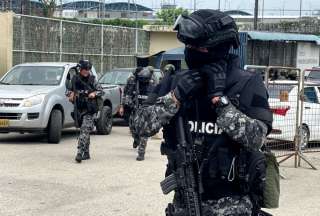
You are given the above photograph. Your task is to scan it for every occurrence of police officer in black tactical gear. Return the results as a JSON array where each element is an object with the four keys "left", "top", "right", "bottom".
[
  {"left": 67, "top": 60, "right": 103, "bottom": 163},
  {"left": 119, "top": 67, "right": 157, "bottom": 161},
  {"left": 133, "top": 9, "right": 274, "bottom": 215}
]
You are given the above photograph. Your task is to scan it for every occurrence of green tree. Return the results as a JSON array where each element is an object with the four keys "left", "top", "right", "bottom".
[
  {"left": 156, "top": 8, "right": 189, "bottom": 25},
  {"left": 91, "top": 19, "right": 149, "bottom": 28},
  {"left": 39, "top": 0, "right": 56, "bottom": 17}
]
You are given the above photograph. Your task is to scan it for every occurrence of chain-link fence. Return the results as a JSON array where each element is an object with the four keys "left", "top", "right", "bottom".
[
  {"left": 12, "top": 14, "right": 150, "bottom": 74},
  {"left": 245, "top": 65, "right": 318, "bottom": 169},
  {"left": 299, "top": 69, "right": 320, "bottom": 162}
]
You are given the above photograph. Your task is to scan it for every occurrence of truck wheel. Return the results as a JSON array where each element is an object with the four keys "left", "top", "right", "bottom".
[
  {"left": 300, "top": 125, "right": 310, "bottom": 150},
  {"left": 47, "top": 109, "right": 62, "bottom": 144},
  {"left": 96, "top": 106, "right": 113, "bottom": 135}
]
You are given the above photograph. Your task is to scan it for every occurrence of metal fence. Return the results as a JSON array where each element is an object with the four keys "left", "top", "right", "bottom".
[
  {"left": 12, "top": 14, "right": 150, "bottom": 74},
  {"left": 298, "top": 69, "right": 320, "bottom": 165},
  {"left": 245, "top": 65, "right": 318, "bottom": 169}
]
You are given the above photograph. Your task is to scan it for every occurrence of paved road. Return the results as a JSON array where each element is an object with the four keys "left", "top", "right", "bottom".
[
  {"left": 0, "top": 127, "right": 170, "bottom": 216},
  {"left": 0, "top": 127, "right": 319, "bottom": 216}
]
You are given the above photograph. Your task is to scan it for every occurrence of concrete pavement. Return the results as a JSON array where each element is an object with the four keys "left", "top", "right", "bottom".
[{"left": 0, "top": 127, "right": 319, "bottom": 216}]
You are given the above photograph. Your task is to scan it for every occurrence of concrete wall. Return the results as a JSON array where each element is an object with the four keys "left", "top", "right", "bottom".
[
  {"left": 247, "top": 40, "right": 297, "bottom": 67},
  {"left": 149, "top": 31, "right": 183, "bottom": 55},
  {"left": 0, "top": 12, "right": 13, "bottom": 77},
  {"left": 239, "top": 18, "right": 320, "bottom": 35},
  {"left": 296, "top": 42, "right": 320, "bottom": 71}
]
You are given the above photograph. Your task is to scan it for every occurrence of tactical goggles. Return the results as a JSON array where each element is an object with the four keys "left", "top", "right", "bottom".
[{"left": 173, "top": 14, "right": 235, "bottom": 40}]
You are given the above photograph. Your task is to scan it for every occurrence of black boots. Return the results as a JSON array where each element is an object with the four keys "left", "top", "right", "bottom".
[
  {"left": 136, "top": 138, "right": 147, "bottom": 161},
  {"left": 75, "top": 152, "right": 90, "bottom": 163},
  {"left": 136, "top": 152, "right": 145, "bottom": 161},
  {"left": 82, "top": 152, "right": 91, "bottom": 160},
  {"left": 75, "top": 153, "right": 82, "bottom": 163},
  {"left": 133, "top": 140, "right": 139, "bottom": 149}
]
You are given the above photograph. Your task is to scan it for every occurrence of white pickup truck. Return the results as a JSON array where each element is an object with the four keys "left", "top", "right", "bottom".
[{"left": 0, "top": 62, "right": 121, "bottom": 143}]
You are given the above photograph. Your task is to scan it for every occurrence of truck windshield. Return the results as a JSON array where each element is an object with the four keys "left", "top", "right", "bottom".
[
  {"left": 1, "top": 66, "right": 64, "bottom": 85},
  {"left": 100, "top": 71, "right": 132, "bottom": 85},
  {"left": 308, "top": 70, "right": 320, "bottom": 79}
]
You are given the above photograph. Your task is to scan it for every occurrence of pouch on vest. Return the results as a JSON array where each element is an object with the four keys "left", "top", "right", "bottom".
[
  {"left": 244, "top": 150, "right": 267, "bottom": 208},
  {"left": 200, "top": 135, "right": 242, "bottom": 200},
  {"left": 262, "top": 152, "right": 280, "bottom": 209}
]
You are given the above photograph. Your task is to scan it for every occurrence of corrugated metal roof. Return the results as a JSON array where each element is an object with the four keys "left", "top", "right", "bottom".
[
  {"left": 62, "top": 1, "right": 153, "bottom": 11},
  {"left": 247, "top": 31, "right": 320, "bottom": 45}
]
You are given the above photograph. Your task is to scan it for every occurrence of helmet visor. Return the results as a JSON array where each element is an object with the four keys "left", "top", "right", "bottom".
[{"left": 174, "top": 14, "right": 205, "bottom": 40}]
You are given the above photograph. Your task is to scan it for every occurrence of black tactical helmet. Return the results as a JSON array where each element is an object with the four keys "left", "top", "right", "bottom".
[
  {"left": 174, "top": 9, "right": 240, "bottom": 49},
  {"left": 78, "top": 60, "right": 92, "bottom": 70},
  {"left": 164, "top": 64, "right": 176, "bottom": 74},
  {"left": 136, "top": 67, "right": 153, "bottom": 83}
]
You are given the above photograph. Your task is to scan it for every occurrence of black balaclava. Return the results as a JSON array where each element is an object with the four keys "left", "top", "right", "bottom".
[
  {"left": 184, "top": 42, "right": 231, "bottom": 69},
  {"left": 79, "top": 73, "right": 90, "bottom": 83}
]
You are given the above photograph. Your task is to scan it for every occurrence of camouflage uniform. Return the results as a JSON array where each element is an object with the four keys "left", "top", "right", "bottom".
[
  {"left": 202, "top": 196, "right": 253, "bottom": 216},
  {"left": 122, "top": 73, "right": 156, "bottom": 160},
  {"left": 216, "top": 102, "right": 268, "bottom": 151},
  {"left": 135, "top": 93, "right": 268, "bottom": 147},
  {"left": 129, "top": 112, "right": 148, "bottom": 158},
  {"left": 71, "top": 73, "right": 103, "bottom": 162},
  {"left": 77, "top": 114, "right": 94, "bottom": 155},
  {"left": 133, "top": 57, "right": 271, "bottom": 215},
  {"left": 135, "top": 96, "right": 268, "bottom": 215}
]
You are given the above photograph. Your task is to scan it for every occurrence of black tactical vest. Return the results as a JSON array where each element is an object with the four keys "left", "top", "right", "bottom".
[
  {"left": 135, "top": 79, "right": 156, "bottom": 106},
  {"left": 73, "top": 75, "right": 97, "bottom": 113},
  {"left": 157, "top": 55, "right": 271, "bottom": 203}
]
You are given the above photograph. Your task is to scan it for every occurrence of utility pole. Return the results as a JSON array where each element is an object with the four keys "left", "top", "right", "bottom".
[
  {"left": 100, "top": 0, "right": 105, "bottom": 74},
  {"left": 299, "top": 0, "right": 302, "bottom": 18},
  {"left": 254, "top": 0, "right": 259, "bottom": 30},
  {"left": 194, "top": 0, "right": 196, "bottom": 11},
  {"left": 218, "top": 0, "right": 221, "bottom": 11},
  {"left": 261, "top": 0, "right": 264, "bottom": 23},
  {"left": 60, "top": 0, "right": 63, "bottom": 18},
  {"left": 133, "top": 0, "right": 138, "bottom": 54}
]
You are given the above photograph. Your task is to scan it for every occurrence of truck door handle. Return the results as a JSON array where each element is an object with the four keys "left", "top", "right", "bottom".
[{"left": 305, "top": 107, "right": 311, "bottom": 109}]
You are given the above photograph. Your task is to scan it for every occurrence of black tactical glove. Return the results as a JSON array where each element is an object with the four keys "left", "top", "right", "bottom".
[
  {"left": 201, "top": 60, "right": 228, "bottom": 99},
  {"left": 174, "top": 70, "right": 202, "bottom": 103}
]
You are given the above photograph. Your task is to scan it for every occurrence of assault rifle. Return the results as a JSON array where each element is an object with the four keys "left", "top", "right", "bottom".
[
  {"left": 66, "top": 89, "right": 90, "bottom": 128},
  {"left": 67, "top": 75, "right": 103, "bottom": 128},
  {"left": 160, "top": 115, "right": 201, "bottom": 216}
]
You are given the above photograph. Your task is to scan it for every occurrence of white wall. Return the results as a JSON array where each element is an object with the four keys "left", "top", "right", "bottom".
[{"left": 296, "top": 42, "right": 320, "bottom": 72}]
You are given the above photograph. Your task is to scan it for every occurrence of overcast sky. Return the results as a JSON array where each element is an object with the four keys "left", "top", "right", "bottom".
[
  {"left": 61, "top": 0, "right": 320, "bottom": 15},
  {"left": 132, "top": 0, "right": 320, "bottom": 15}
]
